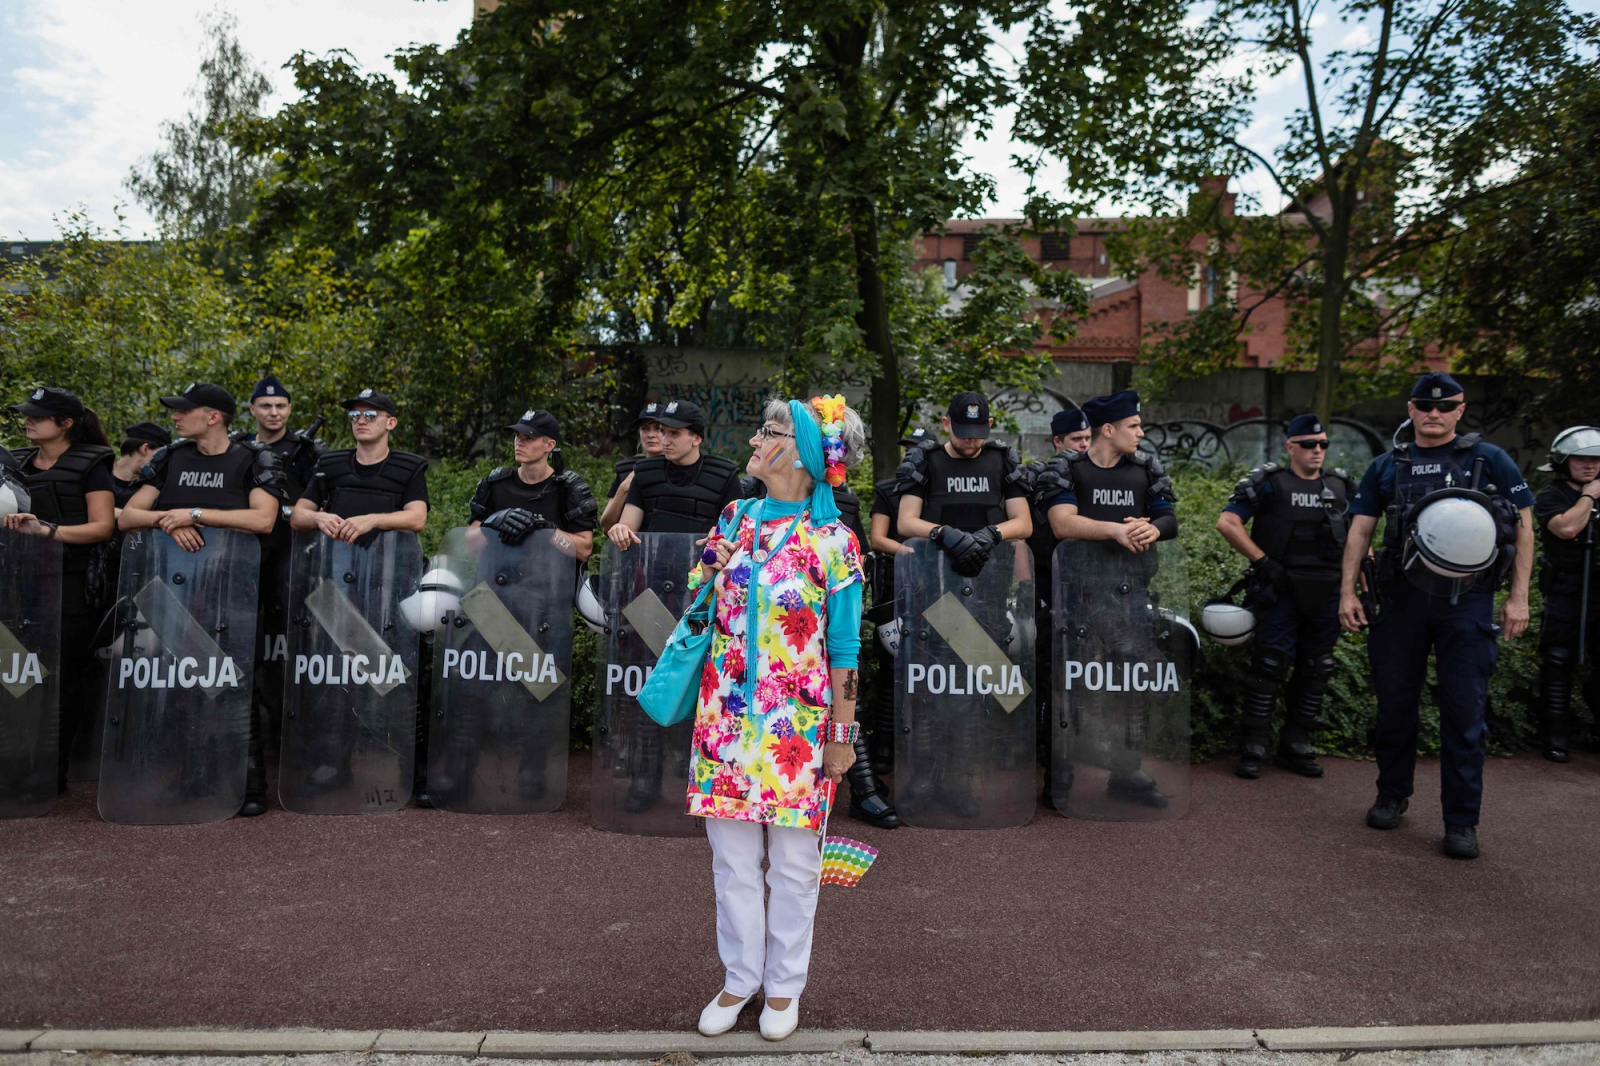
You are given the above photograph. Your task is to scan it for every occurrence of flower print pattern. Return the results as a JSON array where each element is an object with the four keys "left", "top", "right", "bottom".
[{"left": 686, "top": 501, "right": 864, "bottom": 830}]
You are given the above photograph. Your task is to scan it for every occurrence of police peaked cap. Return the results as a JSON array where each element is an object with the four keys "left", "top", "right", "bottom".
[
  {"left": 1051, "top": 408, "right": 1090, "bottom": 436},
  {"left": 251, "top": 374, "right": 290, "bottom": 402},
  {"left": 1285, "top": 413, "right": 1326, "bottom": 437},
  {"left": 123, "top": 421, "right": 172, "bottom": 447},
  {"left": 1082, "top": 390, "right": 1140, "bottom": 428},
  {"left": 1410, "top": 372, "right": 1464, "bottom": 399}
]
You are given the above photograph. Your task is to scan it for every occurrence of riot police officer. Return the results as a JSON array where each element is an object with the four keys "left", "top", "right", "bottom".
[
  {"left": 4, "top": 388, "right": 117, "bottom": 792},
  {"left": 895, "top": 392, "right": 1032, "bottom": 572},
  {"left": 606, "top": 399, "right": 742, "bottom": 546},
  {"left": 1530, "top": 426, "right": 1600, "bottom": 762},
  {"left": 471, "top": 409, "right": 598, "bottom": 557},
  {"left": 1037, "top": 390, "right": 1178, "bottom": 808},
  {"left": 1340, "top": 373, "right": 1534, "bottom": 860},
  {"left": 111, "top": 422, "right": 171, "bottom": 510},
  {"left": 864, "top": 427, "right": 930, "bottom": 777},
  {"left": 120, "top": 382, "right": 285, "bottom": 816},
  {"left": 600, "top": 402, "right": 666, "bottom": 533},
  {"left": 291, "top": 389, "right": 429, "bottom": 542},
  {"left": 1216, "top": 413, "right": 1354, "bottom": 779}
]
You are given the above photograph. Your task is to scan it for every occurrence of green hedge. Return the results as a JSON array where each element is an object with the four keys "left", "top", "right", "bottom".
[{"left": 420, "top": 453, "right": 1592, "bottom": 760}]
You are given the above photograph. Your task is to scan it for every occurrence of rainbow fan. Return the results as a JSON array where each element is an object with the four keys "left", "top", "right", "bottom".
[{"left": 818, "top": 780, "right": 879, "bottom": 888}]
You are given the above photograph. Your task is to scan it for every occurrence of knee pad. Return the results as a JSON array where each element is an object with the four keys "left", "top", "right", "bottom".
[
  {"left": 1297, "top": 647, "right": 1337, "bottom": 681},
  {"left": 1247, "top": 646, "right": 1292, "bottom": 690},
  {"left": 1543, "top": 645, "right": 1574, "bottom": 672}
]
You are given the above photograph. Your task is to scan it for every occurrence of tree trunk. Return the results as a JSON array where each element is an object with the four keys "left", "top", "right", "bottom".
[
  {"left": 1312, "top": 227, "right": 1348, "bottom": 423},
  {"left": 854, "top": 205, "right": 900, "bottom": 482}
]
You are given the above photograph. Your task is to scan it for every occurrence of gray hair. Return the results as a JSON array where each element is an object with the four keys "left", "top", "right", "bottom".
[{"left": 763, "top": 398, "right": 868, "bottom": 469}]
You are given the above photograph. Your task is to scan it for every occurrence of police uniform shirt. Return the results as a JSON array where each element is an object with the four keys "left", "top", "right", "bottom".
[
  {"left": 111, "top": 474, "right": 139, "bottom": 508},
  {"left": 1052, "top": 457, "right": 1175, "bottom": 517},
  {"left": 1534, "top": 482, "right": 1597, "bottom": 572},
  {"left": 299, "top": 456, "right": 429, "bottom": 518},
  {"left": 478, "top": 470, "right": 598, "bottom": 535},
  {"left": 1350, "top": 440, "right": 1534, "bottom": 544},
  {"left": 624, "top": 456, "right": 742, "bottom": 530},
  {"left": 870, "top": 477, "right": 903, "bottom": 543},
  {"left": 143, "top": 442, "right": 280, "bottom": 512}
]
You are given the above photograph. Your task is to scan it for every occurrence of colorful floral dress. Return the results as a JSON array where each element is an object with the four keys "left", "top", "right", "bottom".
[{"left": 685, "top": 500, "right": 864, "bottom": 830}]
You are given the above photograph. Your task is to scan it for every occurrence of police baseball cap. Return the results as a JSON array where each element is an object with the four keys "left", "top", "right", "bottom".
[
  {"left": 1410, "top": 372, "right": 1464, "bottom": 400},
  {"left": 507, "top": 408, "right": 561, "bottom": 441},
  {"left": 947, "top": 392, "right": 991, "bottom": 438},
  {"left": 635, "top": 401, "right": 666, "bottom": 425},
  {"left": 123, "top": 421, "right": 172, "bottom": 447},
  {"left": 341, "top": 388, "right": 398, "bottom": 416},
  {"left": 1051, "top": 407, "right": 1090, "bottom": 436},
  {"left": 10, "top": 386, "right": 85, "bottom": 420},
  {"left": 1285, "top": 413, "right": 1325, "bottom": 437},
  {"left": 1082, "top": 390, "right": 1140, "bottom": 428},
  {"left": 653, "top": 399, "right": 706, "bottom": 434},
  {"left": 251, "top": 374, "right": 290, "bottom": 402},
  {"left": 899, "top": 427, "right": 931, "bottom": 447},
  {"left": 161, "top": 382, "right": 237, "bottom": 417}
]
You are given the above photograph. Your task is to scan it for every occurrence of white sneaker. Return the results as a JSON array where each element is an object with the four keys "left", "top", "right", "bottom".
[
  {"left": 759, "top": 997, "right": 799, "bottom": 1041},
  {"left": 697, "top": 990, "right": 754, "bottom": 1036}
]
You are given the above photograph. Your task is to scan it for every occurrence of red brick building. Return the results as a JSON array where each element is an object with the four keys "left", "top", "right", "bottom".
[{"left": 914, "top": 210, "right": 1291, "bottom": 367}]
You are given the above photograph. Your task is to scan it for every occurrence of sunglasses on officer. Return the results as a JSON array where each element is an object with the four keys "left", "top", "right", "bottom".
[
  {"left": 1290, "top": 438, "right": 1330, "bottom": 450},
  {"left": 347, "top": 409, "right": 384, "bottom": 423},
  {"left": 1410, "top": 399, "right": 1462, "bottom": 413}
]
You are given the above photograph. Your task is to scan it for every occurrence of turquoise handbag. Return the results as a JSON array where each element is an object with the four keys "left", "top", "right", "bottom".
[{"left": 637, "top": 499, "right": 761, "bottom": 728}]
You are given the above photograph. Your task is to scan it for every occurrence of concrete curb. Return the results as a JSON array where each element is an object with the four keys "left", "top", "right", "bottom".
[{"left": 6, "top": 1021, "right": 1597, "bottom": 1057}]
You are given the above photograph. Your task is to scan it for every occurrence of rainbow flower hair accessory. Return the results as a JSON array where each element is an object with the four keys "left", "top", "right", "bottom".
[{"left": 810, "top": 394, "right": 849, "bottom": 487}]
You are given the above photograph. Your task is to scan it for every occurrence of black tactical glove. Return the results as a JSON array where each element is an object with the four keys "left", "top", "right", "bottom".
[
  {"left": 1252, "top": 556, "right": 1289, "bottom": 590},
  {"left": 482, "top": 508, "right": 547, "bottom": 546},
  {"left": 956, "top": 525, "right": 1002, "bottom": 577},
  {"left": 932, "top": 524, "right": 977, "bottom": 567}
]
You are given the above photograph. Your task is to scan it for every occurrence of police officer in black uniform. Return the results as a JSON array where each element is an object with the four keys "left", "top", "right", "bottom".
[
  {"left": 599, "top": 402, "right": 666, "bottom": 534},
  {"left": 864, "top": 427, "right": 931, "bottom": 778},
  {"left": 1340, "top": 373, "right": 1534, "bottom": 860},
  {"left": 470, "top": 408, "right": 599, "bottom": 557},
  {"left": 120, "top": 382, "right": 285, "bottom": 815},
  {"left": 1217, "top": 413, "right": 1355, "bottom": 779},
  {"left": 606, "top": 399, "right": 742, "bottom": 548},
  {"left": 111, "top": 422, "right": 171, "bottom": 509},
  {"left": 4, "top": 387, "right": 117, "bottom": 791},
  {"left": 1530, "top": 426, "right": 1600, "bottom": 762},
  {"left": 1036, "top": 390, "right": 1178, "bottom": 807}
]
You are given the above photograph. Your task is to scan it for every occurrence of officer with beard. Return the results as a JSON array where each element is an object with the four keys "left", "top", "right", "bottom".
[
  {"left": 1530, "top": 426, "right": 1600, "bottom": 762},
  {"left": 1216, "top": 414, "right": 1355, "bottom": 779},
  {"left": 607, "top": 399, "right": 742, "bottom": 547},
  {"left": 1340, "top": 373, "right": 1534, "bottom": 859},
  {"left": 600, "top": 402, "right": 667, "bottom": 534},
  {"left": 1036, "top": 390, "right": 1178, "bottom": 808}
]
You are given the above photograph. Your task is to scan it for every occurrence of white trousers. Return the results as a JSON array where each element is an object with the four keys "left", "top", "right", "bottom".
[{"left": 705, "top": 817, "right": 824, "bottom": 998}]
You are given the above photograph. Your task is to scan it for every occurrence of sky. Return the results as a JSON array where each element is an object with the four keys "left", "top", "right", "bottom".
[{"left": 2, "top": 1, "right": 1593, "bottom": 240}]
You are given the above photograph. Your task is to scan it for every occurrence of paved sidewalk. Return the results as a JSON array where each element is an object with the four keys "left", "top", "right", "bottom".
[{"left": 0, "top": 755, "right": 1595, "bottom": 1034}]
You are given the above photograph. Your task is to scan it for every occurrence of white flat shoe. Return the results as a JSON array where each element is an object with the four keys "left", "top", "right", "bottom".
[
  {"left": 697, "top": 990, "right": 754, "bottom": 1036},
  {"left": 759, "top": 997, "right": 799, "bottom": 1041}
]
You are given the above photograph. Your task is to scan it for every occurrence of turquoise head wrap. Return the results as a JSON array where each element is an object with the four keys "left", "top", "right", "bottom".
[{"left": 788, "top": 398, "right": 841, "bottom": 525}]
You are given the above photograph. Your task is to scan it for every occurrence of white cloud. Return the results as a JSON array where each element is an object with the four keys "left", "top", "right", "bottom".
[{"left": 1, "top": 0, "right": 473, "bottom": 240}]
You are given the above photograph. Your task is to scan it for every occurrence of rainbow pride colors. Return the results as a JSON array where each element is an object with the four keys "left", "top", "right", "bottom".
[{"left": 820, "top": 836, "right": 879, "bottom": 888}]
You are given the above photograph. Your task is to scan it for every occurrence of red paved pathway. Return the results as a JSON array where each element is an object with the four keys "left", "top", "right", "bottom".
[{"left": 1, "top": 755, "right": 1596, "bottom": 1034}]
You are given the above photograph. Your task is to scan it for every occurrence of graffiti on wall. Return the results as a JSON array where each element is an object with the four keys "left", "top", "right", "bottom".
[{"left": 646, "top": 350, "right": 775, "bottom": 458}]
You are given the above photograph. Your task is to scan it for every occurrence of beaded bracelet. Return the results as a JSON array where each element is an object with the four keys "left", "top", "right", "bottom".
[{"left": 825, "top": 721, "right": 861, "bottom": 745}]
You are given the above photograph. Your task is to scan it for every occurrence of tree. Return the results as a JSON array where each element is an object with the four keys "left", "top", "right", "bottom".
[
  {"left": 1016, "top": 0, "right": 1598, "bottom": 418},
  {"left": 127, "top": 11, "right": 274, "bottom": 238},
  {"left": 237, "top": 0, "right": 1086, "bottom": 479}
]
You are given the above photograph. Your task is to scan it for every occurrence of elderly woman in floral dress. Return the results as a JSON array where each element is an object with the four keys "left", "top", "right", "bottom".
[{"left": 689, "top": 396, "right": 867, "bottom": 1042}]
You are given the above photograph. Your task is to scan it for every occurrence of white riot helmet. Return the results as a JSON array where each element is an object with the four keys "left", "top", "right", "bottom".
[
  {"left": 0, "top": 477, "right": 28, "bottom": 520},
  {"left": 1539, "top": 426, "right": 1600, "bottom": 473},
  {"left": 575, "top": 574, "right": 607, "bottom": 636},
  {"left": 876, "top": 618, "right": 903, "bottom": 656},
  {"left": 400, "top": 565, "right": 464, "bottom": 635},
  {"left": 1403, "top": 488, "right": 1501, "bottom": 599},
  {"left": 1200, "top": 600, "right": 1255, "bottom": 645}
]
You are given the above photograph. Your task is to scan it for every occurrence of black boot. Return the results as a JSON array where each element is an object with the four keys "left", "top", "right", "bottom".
[
  {"left": 1275, "top": 647, "right": 1333, "bottom": 778},
  {"left": 846, "top": 736, "right": 900, "bottom": 828},
  {"left": 869, "top": 648, "right": 896, "bottom": 776},
  {"left": 1236, "top": 647, "right": 1288, "bottom": 779},
  {"left": 1107, "top": 769, "right": 1170, "bottom": 808},
  {"left": 1537, "top": 646, "right": 1573, "bottom": 763},
  {"left": 240, "top": 706, "right": 268, "bottom": 817}
]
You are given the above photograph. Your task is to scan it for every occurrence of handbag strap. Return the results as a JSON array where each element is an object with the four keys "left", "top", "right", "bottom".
[{"left": 684, "top": 497, "right": 762, "bottom": 624}]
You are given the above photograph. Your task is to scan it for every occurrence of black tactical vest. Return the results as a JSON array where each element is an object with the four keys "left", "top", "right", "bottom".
[
  {"left": 631, "top": 453, "right": 740, "bottom": 534},
  {"left": 919, "top": 443, "right": 1012, "bottom": 531},
  {"left": 1241, "top": 465, "right": 1352, "bottom": 571},
  {"left": 1069, "top": 454, "right": 1154, "bottom": 523},
  {"left": 470, "top": 466, "right": 597, "bottom": 532},
  {"left": 232, "top": 430, "right": 322, "bottom": 501},
  {"left": 314, "top": 449, "right": 428, "bottom": 518},
  {"left": 1382, "top": 434, "right": 1481, "bottom": 552},
  {"left": 151, "top": 440, "right": 260, "bottom": 511},
  {"left": 14, "top": 443, "right": 114, "bottom": 525},
  {"left": 1537, "top": 484, "right": 1597, "bottom": 575}
]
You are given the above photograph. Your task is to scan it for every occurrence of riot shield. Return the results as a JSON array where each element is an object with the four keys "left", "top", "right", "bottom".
[
  {"left": 894, "top": 539, "right": 1036, "bottom": 829},
  {"left": 1051, "top": 539, "right": 1192, "bottom": 821},
  {"left": 278, "top": 530, "right": 423, "bottom": 815},
  {"left": 98, "top": 529, "right": 261, "bottom": 824},
  {"left": 428, "top": 527, "right": 577, "bottom": 814},
  {"left": 590, "top": 533, "right": 702, "bottom": 836},
  {"left": 0, "top": 527, "right": 62, "bottom": 818}
]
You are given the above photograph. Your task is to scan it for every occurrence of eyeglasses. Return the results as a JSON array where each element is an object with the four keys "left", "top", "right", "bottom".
[
  {"left": 347, "top": 409, "right": 383, "bottom": 422},
  {"left": 754, "top": 425, "right": 794, "bottom": 441},
  {"left": 1290, "top": 439, "right": 1330, "bottom": 450},
  {"left": 1411, "top": 400, "right": 1462, "bottom": 413}
]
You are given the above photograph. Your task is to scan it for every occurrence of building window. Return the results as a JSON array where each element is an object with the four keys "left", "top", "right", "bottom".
[
  {"left": 1040, "top": 234, "right": 1071, "bottom": 260},
  {"left": 943, "top": 259, "right": 958, "bottom": 288},
  {"left": 961, "top": 233, "right": 985, "bottom": 259}
]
